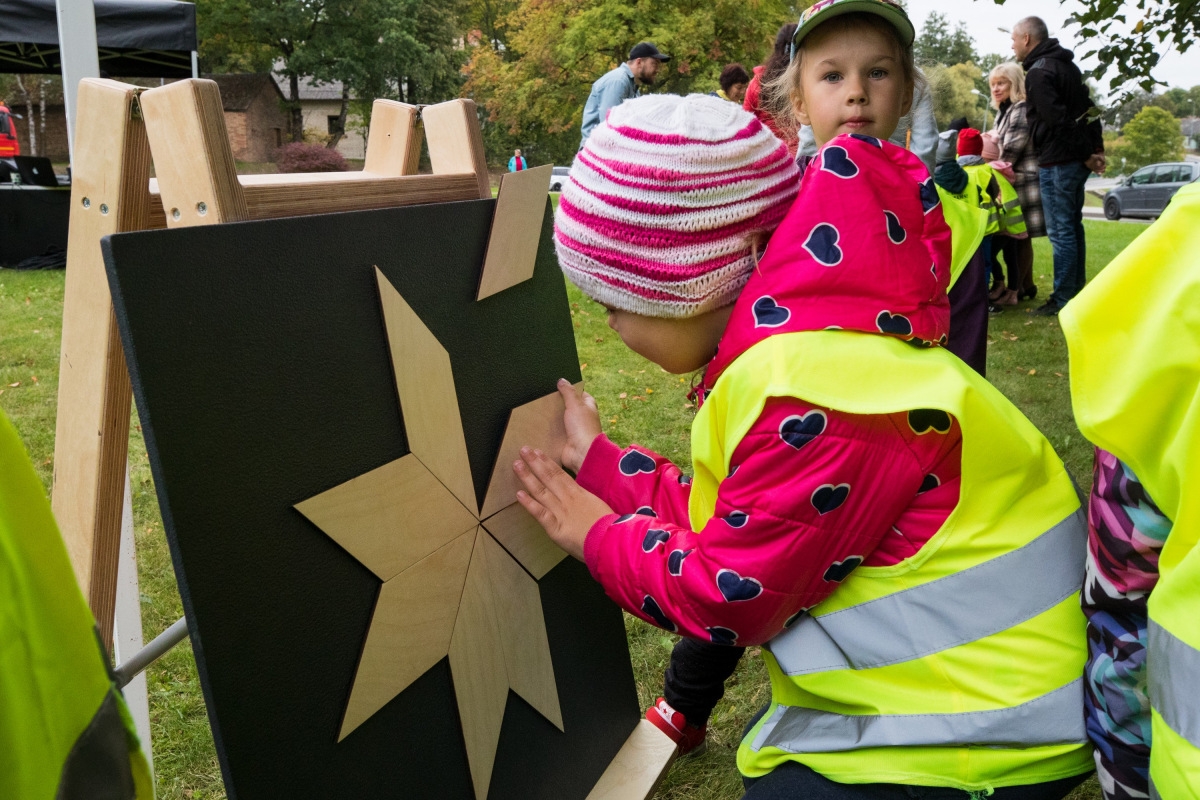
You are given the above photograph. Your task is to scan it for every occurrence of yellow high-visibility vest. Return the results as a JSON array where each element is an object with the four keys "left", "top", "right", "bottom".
[
  {"left": 687, "top": 331, "right": 1092, "bottom": 790},
  {"left": 0, "top": 411, "right": 153, "bottom": 799},
  {"left": 1062, "top": 182, "right": 1200, "bottom": 799}
]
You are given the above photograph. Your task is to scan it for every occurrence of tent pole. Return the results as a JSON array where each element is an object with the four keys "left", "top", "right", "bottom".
[
  {"left": 55, "top": 0, "right": 101, "bottom": 167},
  {"left": 192, "top": 51, "right": 199, "bottom": 79}
]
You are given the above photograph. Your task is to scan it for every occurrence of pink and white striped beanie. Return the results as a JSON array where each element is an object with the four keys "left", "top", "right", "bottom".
[{"left": 555, "top": 93, "right": 800, "bottom": 318}]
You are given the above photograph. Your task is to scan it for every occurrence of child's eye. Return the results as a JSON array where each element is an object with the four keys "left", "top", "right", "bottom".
[
  {"left": 822, "top": 71, "right": 842, "bottom": 83},
  {"left": 870, "top": 68, "right": 889, "bottom": 79}
]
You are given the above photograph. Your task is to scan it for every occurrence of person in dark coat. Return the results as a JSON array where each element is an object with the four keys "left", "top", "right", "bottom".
[{"left": 1011, "top": 16, "right": 1104, "bottom": 316}]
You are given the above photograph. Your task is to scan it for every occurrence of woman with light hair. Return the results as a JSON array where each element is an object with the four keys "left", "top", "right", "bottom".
[{"left": 991, "top": 61, "right": 1042, "bottom": 304}]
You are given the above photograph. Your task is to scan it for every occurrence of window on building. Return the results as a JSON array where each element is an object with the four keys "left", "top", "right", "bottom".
[
  {"left": 327, "top": 116, "right": 344, "bottom": 136},
  {"left": 273, "top": 128, "right": 283, "bottom": 148}
]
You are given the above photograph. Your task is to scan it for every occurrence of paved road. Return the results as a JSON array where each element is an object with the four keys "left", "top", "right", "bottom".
[{"left": 1082, "top": 206, "right": 1152, "bottom": 224}]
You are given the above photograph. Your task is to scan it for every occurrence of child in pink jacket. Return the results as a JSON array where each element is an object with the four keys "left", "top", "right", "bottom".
[{"left": 514, "top": 4, "right": 1091, "bottom": 796}]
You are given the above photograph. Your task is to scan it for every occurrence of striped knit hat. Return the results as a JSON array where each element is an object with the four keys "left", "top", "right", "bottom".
[{"left": 555, "top": 93, "right": 800, "bottom": 318}]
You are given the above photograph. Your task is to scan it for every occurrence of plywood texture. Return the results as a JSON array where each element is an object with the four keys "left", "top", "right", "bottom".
[
  {"left": 587, "top": 720, "right": 679, "bottom": 800},
  {"left": 339, "top": 530, "right": 475, "bottom": 739},
  {"left": 480, "top": 384, "right": 577, "bottom": 519},
  {"left": 376, "top": 269, "right": 477, "bottom": 513},
  {"left": 139, "top": 78, "right": 248, "bottom": 226},
  {"left": 481, "top": 503, "right": 567, "bottom": 581},
  {"left": 422, "top": 99, "right": 492, "bottom": 200},
  {"left": 52, "top": 78, "right": 152, "bottom": 650},
  {"left": 294, "top": 453, "right": 478, "bottom": 581},
  {"left": 363, "top": 100, "right": 422, "bottom": 176},
  {"left": 478, "top": 166, "right": 554, "bottom": 301},
  {"left": 102, "top": 198, "right": 638, "bottom": 799}
]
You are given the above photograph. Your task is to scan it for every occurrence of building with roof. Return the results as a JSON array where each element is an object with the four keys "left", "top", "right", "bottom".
[
  {"left": 271, "top": 71, "right": 367, "bottom": 160},
  {"left": 206, "top": 73, "right": 288, "bottom": 163}
]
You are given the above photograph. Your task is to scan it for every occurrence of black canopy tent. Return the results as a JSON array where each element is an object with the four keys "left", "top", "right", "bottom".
[{"left": 0, "top": 0, "right": 197, "bottom": 78}]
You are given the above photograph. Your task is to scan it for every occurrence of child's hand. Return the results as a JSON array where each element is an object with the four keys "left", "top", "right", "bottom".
[
  {"left": 557, "top": 378, "right": 602, "bottom": 474},
  {"left": 513, "top": 446, "right": 613, "bottom": 561}
]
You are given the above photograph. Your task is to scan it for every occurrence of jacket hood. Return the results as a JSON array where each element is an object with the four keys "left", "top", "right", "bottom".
[
  {"left": 1024, "top": 38, "right": 1074, "bottom": 69},
  {"left": 699, "top": 134, "right": 952, "bottom": 395}
]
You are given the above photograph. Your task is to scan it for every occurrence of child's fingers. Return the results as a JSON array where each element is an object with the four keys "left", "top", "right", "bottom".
[
  {"left": 557, "top": 377, "right": 582, "bottom": 408},
  {"left": 520, "top": 446, "right": 571, "bottom": 492},
  {"left": 515, "top": 490, "right": 558, "bottom": 535},
  {"left": 513, "top": 454, "right": 560, "bottom": 513}
]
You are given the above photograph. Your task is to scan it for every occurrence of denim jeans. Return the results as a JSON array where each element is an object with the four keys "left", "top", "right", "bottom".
[{"left": 1039, "top": 161, "right": 1091, "bottom": 308}]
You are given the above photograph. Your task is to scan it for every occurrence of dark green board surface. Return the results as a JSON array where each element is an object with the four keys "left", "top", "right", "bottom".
[{"left": 102, "top": 198, "right": 639, "bottom": 799}]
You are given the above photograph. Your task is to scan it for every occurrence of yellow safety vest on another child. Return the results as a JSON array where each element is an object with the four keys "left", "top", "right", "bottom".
[
  {"left": 0, "top": 410, "right": 153, "bottom": 800},
  {"left": 1062, "top": 182, "right": 1200, "bottom": 799}
]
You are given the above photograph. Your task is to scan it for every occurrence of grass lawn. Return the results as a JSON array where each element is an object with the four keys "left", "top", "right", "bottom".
[{"left": 0, "top": 219, "right": 1146, "bottom": 799}]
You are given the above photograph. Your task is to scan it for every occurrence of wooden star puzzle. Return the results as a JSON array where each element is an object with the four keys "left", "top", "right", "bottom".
[{"left": 102, "top": 197, "right": 653, "bottom": 799}]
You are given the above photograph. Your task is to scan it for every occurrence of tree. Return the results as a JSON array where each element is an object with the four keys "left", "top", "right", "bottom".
[
  {"left": 1106, "top": 105, "right": 1184, "bottom": 175},
  {"left": 925, "top": 62, "right": 986, "bottom": 131},
  {"left": 992, "top": 0, "right": 1200, "bottom": 102},
  {"left": 463, "top": 0, "right": 800, "bottom": 167},
  {"left": 914, "top": 11, "right": 978, "bottom": 67},
  {"left": 196, "top": 0, "right": 462, "bottom": 143}
]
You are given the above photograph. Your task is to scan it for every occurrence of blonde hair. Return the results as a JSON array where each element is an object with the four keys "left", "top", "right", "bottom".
[
  {"left": 766, "top": 12, "right": 916, "bottom": 138},
  {"left": 988, "top": 62, "right": 1026, "bottom": 108}
]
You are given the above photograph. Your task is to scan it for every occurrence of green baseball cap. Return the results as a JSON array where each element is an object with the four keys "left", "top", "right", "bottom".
[{"left": 793, "top": 0, "right": 916, "bottom": 49}]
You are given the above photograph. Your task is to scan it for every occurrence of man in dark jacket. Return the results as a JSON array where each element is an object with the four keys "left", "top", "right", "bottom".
[{"left": 1012, "top": 16, "right": 1104, "bottom": 316}]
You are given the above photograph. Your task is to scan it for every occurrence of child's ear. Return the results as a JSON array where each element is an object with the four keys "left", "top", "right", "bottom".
[{"left": 794, "top": 97, "right": 811, "bottom": 127}]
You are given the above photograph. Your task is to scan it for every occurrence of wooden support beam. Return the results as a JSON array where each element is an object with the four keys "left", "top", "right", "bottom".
[
  {"left": 52, "top": 78, "right": 153, "bottom": 651},
  {"left": 586, "top": 720, "right": 679, "bottom": 800},
  {"left": 363, "top": 99, "right": 423, "bottom": 177},
  {"left": 421, "top": 99, "right": 492, "bottom": 200},
  {"left": 139, "top": 78, "right": 248, "bottom": 227}
]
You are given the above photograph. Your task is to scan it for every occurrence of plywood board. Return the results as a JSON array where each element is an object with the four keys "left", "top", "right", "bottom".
[
  {"left": 586, "top": 720, "right": 679, "bottom": 800},
  {"left": 294, "top": 453, "right": 478, "bottom": 581},
  {"left": 449, "top": 529, "right": 511, "bottom": 799},
  {"left": 479, "top": 384, "right": 578, "bottom": 519},
  {"left": 422, "top": 99, "right": 492, "bottom": 200},
  {"left": 363, "top": 99, "right": 423, "bottom": 177},
  {"left": 52, "top": 78, "right": 151, "bottom": 650},
  {"left": 376, "top": 268, "right": 477, "bottom": 513},
  {"left": 481, "top": 503, "right": 568, "bottom": 581},
  {"left": 102, "top": 199, "right": 635, "bottom": 799},
  {"left": 481, "top": 533, "right": 563, "bottom": 731},
  {"left": 339, "top": 530, "right": 475, "bottom": 739},
  {"left": 478, "top": 166, "right": 553, "bottom": 301}
]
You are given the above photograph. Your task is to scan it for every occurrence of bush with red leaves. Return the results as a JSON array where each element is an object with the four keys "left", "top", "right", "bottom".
[{"left": 275, "top": 142, "right": 349, "bottom": 173}]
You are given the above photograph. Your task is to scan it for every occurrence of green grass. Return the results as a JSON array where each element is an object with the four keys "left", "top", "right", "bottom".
[{"left": 0, "top": 219, "right": 1147, "bottom": 799}]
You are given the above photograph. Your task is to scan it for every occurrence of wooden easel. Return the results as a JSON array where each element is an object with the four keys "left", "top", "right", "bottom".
[{"left": 53, "top": 77, "right": 675, "bottom": 798}]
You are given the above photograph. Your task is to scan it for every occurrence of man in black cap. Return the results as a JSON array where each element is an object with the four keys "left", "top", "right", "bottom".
[{"left": 580, "top": 42, "right": 670, "bottom": 147}]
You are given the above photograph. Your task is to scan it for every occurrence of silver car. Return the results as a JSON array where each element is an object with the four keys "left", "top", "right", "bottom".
[{"left": 1105, "top": 162, "right": 1198, "bottom": 220}]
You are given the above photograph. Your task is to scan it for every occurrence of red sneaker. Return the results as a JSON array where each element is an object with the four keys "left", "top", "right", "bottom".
[{"left": 645, "top": 697, "right": 707, "bottom": 757}]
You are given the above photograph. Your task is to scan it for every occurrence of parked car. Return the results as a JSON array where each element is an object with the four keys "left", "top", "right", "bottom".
[
  {"left": 1105, "top": 161, "right": 1198, "bottom": 220},
  {"left": 549, "top": 166, "right": 571, "bottom": 192},
  {"left": 0, "top": 104, "right": 20, "bottom": 158}
]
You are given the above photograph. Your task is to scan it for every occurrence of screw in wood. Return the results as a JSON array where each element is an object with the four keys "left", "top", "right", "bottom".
[
  {"left": 99, "top": 204, "right": 109, "bottom": 215},
  {"left": 196, "top": 202, "right": 208, "bottom": 216},
  {"left": 82, "top": 197, "right": 91, "bottom": 209},
  {"left": 171, "top": 208, "right": 181, "bottom": 221}
]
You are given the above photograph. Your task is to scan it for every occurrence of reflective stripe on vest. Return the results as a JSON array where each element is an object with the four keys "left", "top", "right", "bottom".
[
  {"left": 751, "top": 679, "right": 1086, "bottom": 753},
  {"left": 1149, "top": 619, "right": 1200, "bottom": 748},
  {"left": 769, "top": 509, "right": 1086, "bottom": 675}
]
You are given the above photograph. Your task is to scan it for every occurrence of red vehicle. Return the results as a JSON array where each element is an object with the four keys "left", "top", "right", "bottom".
[{"left": 0, "top": 104, "right": 20, "bottom": 158}]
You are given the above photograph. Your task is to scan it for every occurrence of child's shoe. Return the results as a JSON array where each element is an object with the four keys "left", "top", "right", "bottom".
[{"left": 645, "top": 697, "right": 708, "bottom": 757}]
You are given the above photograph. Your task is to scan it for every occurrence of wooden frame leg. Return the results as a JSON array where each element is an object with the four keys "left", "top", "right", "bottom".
[{"left": 52, "top": 79, "right": 152, "bottom": 651}]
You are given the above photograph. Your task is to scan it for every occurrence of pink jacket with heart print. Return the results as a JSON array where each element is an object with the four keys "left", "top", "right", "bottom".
[{"left": 577, "top": 134, "right": 964, "bottom": 646}]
